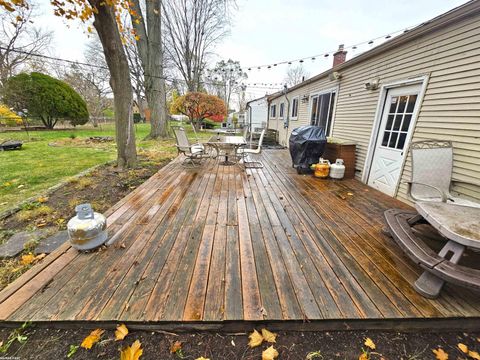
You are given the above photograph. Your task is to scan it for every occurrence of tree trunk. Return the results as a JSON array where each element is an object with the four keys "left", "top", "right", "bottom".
[
  {"left": 90, "top": 0, "right": 136, "bottom": 168},
  {"left": 132, "top": 0, "right": 168, "bottom": 139}
]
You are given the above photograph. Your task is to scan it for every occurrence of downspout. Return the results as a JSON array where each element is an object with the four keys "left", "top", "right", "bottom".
[{"left": 283, "top": 84, "right": 290, "bottom": 146}]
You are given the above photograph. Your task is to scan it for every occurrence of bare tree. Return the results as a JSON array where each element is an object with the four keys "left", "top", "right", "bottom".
[
  {"left": 62, "top": 38, "right": 112, "bottom": 127},
  {"left": 284, "top": 64, "right": 309, "bottom": 87},
  {"left": 129, "top": 0, "right": 168, "bottom": 139},
  {"left": 0, "top": 3, "right": 52, "bottom": 88},
  {"left": 163, "top": 0, "right": 233, "bottom": 92},
  {"left": 124, "top": 40, "right": 146, "bottom": 120},
  {"left": 206, "top": 59, "right": 247, "bottom": 110}
]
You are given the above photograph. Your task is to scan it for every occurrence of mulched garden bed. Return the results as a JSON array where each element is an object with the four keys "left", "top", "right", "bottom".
[{"left": 0, "top": 325, "right": 479, "bottom": 359}]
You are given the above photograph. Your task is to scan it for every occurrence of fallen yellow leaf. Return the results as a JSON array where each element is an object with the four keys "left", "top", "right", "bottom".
[
  {"left": 170, "top": 340, "right": 182, "bottom": 353},
  {"left": 261, "top": 328, "right": 277, "bottom": 343},
  {"left": 248, "top": 329, "right": 263, "bottom": 348},
  {"left": 35, "top": 253, "right": 46, "bottom": 261},
  {"left": 364, "top": 337, "right": 376, "bottom": 350},
  {"left": 195, "top": 358, "right": 210, "bottom": 360},
  {"left": 81, "top": 329, "right": 104, "bottom": 349},
  {"left": 458, "top": 343, "right": 468, "bottom": 353},
  {"left": 20, "top": 254, "right": 35, "bottom": 266},
  {"left": 120, "top": 339, "right": 143, "bottom": 360},
  {"left": 432, "top": 348, "right": 448, "bottom": 360},
  {"left": 262, "top": 345, "right": 279, "bottom": 360},
  {"left": 115, "top": 323, "right": 129, "bottom": 341},
  {"left": 469, "top": 351, "right": 480, "bottom": 360},
  {"left": 359, "top": 353, "right": 368, "bottom": 360},
  {"left": 37, "top": 196, "right": 48, "bottom": 203}
]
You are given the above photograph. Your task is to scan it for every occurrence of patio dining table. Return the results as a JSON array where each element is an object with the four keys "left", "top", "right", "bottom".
[
  {"left": 413, "top": 201, "right": 480, "bottom": 298},
  {"left": 207, "top": 134, "right": 246, "bottom": 166}
]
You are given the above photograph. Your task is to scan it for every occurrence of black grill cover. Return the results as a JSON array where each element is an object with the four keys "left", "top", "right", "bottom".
[{"left": 289, "top": 126, "right": 326, "bottom": 173}]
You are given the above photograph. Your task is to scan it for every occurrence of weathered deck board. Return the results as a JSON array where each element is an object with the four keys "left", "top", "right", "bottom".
[{"left": 1, "top": 150, "right": 480, "bottom": 328}]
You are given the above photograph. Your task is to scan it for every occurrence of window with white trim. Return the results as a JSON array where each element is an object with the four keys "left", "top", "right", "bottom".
[
  {"left": 310, "top": 91, "right": 336, "bottom": 135},
  {"left": 291, "top": 97, "right": 299, "bottom": 119},
  {"left": 279, "top": 103, "right": 284, "bottom": 119},
  {"left": 270, "top": 104, "right": 277, "bottom": 118}
]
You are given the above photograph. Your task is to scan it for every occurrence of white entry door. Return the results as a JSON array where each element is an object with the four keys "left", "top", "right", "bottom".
[{"left": 367, "top": 85, "right": 421, "bottom": 196}]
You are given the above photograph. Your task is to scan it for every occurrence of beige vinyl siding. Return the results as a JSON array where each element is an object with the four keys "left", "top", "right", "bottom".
[
  {"left": 333, "top": 13, "right": 480, "bottom": 202},
  {"left": 268, "top": 77, "right": 335, "bottom": 146},
  {"left": 272, "top": 8, "right": 480, "bottom": 203}
]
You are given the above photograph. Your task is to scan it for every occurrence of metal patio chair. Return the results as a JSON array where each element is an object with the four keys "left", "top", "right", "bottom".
[
  {"left": 407, "top": 140, "right": 480, "bottom": 207},
  {"left": 237, "top": 128, "right": 266, "bottom": 168},
  {"left": 172, "top": 126, "right": 211, "bottom": 166}
]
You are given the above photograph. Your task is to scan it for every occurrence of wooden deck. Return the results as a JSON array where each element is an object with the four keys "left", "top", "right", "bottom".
[{"left": 1, "top": 150, "right": 479, "bottom": 330}]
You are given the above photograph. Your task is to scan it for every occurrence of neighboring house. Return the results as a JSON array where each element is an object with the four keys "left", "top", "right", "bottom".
[
  {"left": 246, "top": 96, "right": 268, "bottom": 130},
  {"left": 267, "top": 1, "right": 480, "bottom": 204},
  {"left": 227, "top": 111, "right": 246, "bottom": 127}
]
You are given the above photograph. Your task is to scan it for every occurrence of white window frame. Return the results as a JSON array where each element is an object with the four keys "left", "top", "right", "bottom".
[
  {"left": 279, "top": 102, "right": 285, "bottom": 119},
  {"left": 308, "top": 86, "right": 338, "bottom": 136},
  {"left": 270, "top": 104, "right": 277, "bottom": 119},
  {"left": 291, "top": 96, "right": 299, "bottom": 120},
  {"left": 361, "top": 74, "right": 430, "bottom": 187}
]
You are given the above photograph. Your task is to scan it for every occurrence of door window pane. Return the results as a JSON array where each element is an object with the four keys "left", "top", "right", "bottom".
[
  {"left": 393, "top": 114, "right": 403, "bottom": 131},
  {"left": 386, "top": 115, "right": 394, "bottom": 130},
  {"left": 382, "top": 131, "right": 390, "bottom": 146},
  {"left": 397, "top": 133, "right": 407, "bottom": 149},
  {"left": 389, "top": 97, "right": 399, "bottom": 113},
  {"left": 397, "top": 96, "right": 408, "bottom": 113},
  {"left": 406, "top": 95, "right": 417, "bottom": 112},
  {"left": 389, "top": 132, "right": 399, "bottom": 148},
  {"left": 401, "top": 114, "right": 412, "bottom": 131}
]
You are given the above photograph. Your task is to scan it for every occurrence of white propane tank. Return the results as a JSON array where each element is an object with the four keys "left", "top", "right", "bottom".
[
  {"left": 329, "top": 159, "right": 346, "bottom": 179},
  {"left": 67, "top": 203, "right": 108, "bottom": 251}
]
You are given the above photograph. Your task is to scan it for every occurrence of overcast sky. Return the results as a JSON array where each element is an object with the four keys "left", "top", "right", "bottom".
[{"left": 36, "top": 0, "right": 468, "bottom": 101}]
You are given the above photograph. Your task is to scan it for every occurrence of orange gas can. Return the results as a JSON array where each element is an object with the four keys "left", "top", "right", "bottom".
[{"left": 314, "top": 158, "right": 330, "bottom": 178}]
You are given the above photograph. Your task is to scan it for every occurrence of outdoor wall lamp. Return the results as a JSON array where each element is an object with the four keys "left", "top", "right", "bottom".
[
  {"left": 301, "top": 95, "right": 309, "bottom": 103},
  {"left": 364, "top": 78, "right": 380, "bottom": 90}
]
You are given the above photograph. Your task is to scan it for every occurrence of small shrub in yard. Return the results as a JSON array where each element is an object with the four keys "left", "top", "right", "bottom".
[
  {"left": 16, "top": 205, "right": 54, "bottom": 222},
  {"left": 69, "top": 133, "right": 77, "bottom": 139},
  {"left": 74, "top": 177, "right": 95, "bottom": 190}
]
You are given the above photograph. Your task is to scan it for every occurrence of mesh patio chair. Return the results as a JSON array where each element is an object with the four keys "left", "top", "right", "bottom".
[
  {"left": 172, "top": 126, "right": 211, "bottom": 166},
  {"left": 237, "top": 128, "right": 266, "bottom": 168},
  {"left": 407, "top": 140, "right": 480, "bottom": 208}
]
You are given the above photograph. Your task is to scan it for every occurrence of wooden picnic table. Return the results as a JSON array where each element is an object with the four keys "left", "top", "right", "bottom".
[
  {"left": 207, "top": 134, "right": 246, "bottom": 166},
  {"left": 414, "top": 202, "right": 480, "bottom": 298}
]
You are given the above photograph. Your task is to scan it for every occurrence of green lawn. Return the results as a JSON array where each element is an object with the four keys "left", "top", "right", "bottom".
[{"left": 0, "top": 122, "right": 211, "bottom": 213}]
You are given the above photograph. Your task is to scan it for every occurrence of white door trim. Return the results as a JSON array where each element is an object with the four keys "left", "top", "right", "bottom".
[{"left": 361, "top": 75, "right": 430, "bottom": 195}]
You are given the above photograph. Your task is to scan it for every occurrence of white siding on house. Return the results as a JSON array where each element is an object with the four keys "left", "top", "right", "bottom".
[{"left": 269, "top": 7, "right": 480, "bottom": 203}]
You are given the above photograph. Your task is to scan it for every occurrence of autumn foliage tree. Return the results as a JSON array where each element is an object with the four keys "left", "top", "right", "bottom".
[
  {"left": 0, "top": 0, "right": 138, "bottom": 168},
  {"left": 171, "top": 92, "right": 226, "bottom": 130}
]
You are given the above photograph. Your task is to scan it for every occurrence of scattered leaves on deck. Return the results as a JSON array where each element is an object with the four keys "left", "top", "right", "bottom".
[
  {"left": 80, "top": 329, "right": 104, "bottom": 349},
  {"left": 248, "top": 329, "right": 264, "bottom": 348},
  {"left": 115, "top": 324, "right": 129, "bottom": 341},
  {"left": 458, "top": 343, "right": 468, "bottom": 353},
  {"left": 469, "top": 351, "right": 480, "bottom": 360},
  {"left": 20, "top": 253, "right": 46, "bottom": 266},
  {"left": 358, "top": 353, "right": 368, "bottom": 360},
  {"left": 432, "top": 348, "right": 448, "bottom": 360},
  {"left": 120, "top": 340, "right": 143, "bottom": 360},
  {"left": 261, "top": 329, "right": 277, "bottom": 343},
  {"left": 195, "top": 357, "right": 210, "bottom": 360},
  {"left": 262, "top": 345, "right": 279, "bottom": 360},
  {"left": 364, "top": 337, "right": 376, "bottom": 350},
  {"left": 170, "top": 340, "right": 182, "bottom": 353}
]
